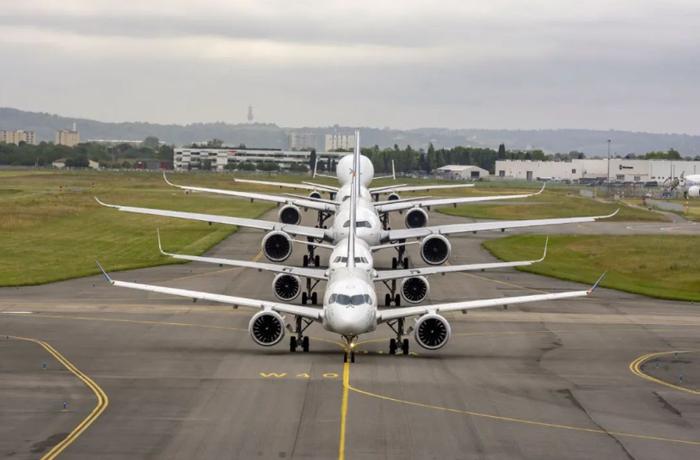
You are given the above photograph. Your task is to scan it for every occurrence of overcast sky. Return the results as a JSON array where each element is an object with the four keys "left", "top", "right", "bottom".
[{"left": 1, "top": 0, "right": 699, "bottom": 133}]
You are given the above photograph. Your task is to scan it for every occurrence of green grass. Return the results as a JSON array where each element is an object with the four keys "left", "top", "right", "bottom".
[
  {"left": 483, "top": 234, "right": 700, "bottom": 302},
  {"left": 0, "top": 170, "right": 274, "bottom": 286},
  {"left": 438, "top": 187, "right": 665, "bottom": 222}
]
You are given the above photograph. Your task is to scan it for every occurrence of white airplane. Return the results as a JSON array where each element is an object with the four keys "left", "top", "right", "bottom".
[
  {"left": 155, "top": 228, "right": 549, "bottom": 307},
  {"left": 97, "top": 136, "right": 606, "bottom": 361},
  {"left": 682, "top": 173, "right": 700, "bottom": 198},
  {"left": 97, "top": 134, "right": 617, "bottom": 275}
]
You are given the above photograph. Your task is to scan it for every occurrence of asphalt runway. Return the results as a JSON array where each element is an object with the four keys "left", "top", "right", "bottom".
[{"left": 1, "top": 208, "right": 699, "bottom": 459}]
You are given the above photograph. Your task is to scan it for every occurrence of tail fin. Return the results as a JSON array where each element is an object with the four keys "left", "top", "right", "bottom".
[{"left": 347, "top": 130, "right": 361, "bottom": 268}]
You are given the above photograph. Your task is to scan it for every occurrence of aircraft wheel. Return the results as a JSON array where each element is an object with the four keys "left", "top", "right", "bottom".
[
  {"left": 302, "top": 336, "right": 310, "bottom": 352},
  {"left": 311, "top": 292, "right": 318, "bottom": 305},
  {"left": 301, "top": 292, "right": 308, "bottom": 305},
  {"left": 343, "top": 352, "right": 348, "bottom": 363},
  {"left": 350, "top": 351, "right": 356, "bottom": 363},
  {"left": 394, "top": 294, "right": 401, "bottom": 306},
  {"left": 384, "top": 293, "right": 391, "bottom": 307},
  {"left": 290, "top": 336, "right": 297, "bottom": 352},
  {"left": 402, "top": 339, "right": 409, "bottom": 355},
  {"left": 303, "top": 255, "right": 309, "bottom": 267},
  {"left": 391, "top": 257, "right": 398, "bottom": 269},
  {"left": 314, "top": 255, "right": 320, "bottom": 266},
  {"left": 402, "top": 257, "right": 409, "bottom": 268},
  {"left": 389, "top": 338, "right": 397, "bottom": 355}
]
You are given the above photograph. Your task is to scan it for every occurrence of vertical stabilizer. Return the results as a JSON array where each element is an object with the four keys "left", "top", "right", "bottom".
[{"left": 346, "top": 130, "right": 361, "bottom": 268}]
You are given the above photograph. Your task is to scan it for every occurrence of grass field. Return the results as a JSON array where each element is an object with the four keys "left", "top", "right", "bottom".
[
  {"left": 438, "top": 186, "right": 666, "bottom": 221},
  {"left": 0, "top": 170, "right": 275, "bottom": 286},
  {"left": 483, "top": 234, "right": 700, "bottom": 302}
]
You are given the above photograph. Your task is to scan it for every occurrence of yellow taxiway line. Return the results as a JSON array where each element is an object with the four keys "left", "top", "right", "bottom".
[
  {"left": 629, "top": 350, "right": 699, "bottom": 395},
  {"left": 338, "top": 361, "right": 351, "bottom": 460},
  {"left": 7, "top": 335, "right": 109, "bottom": 459}
]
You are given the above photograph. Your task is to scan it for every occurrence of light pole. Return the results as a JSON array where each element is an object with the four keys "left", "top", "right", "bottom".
[{"left": 607, "top": 139, "right": 612, "bottom": 196}]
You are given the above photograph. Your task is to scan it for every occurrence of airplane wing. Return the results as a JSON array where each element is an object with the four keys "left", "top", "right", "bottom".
[
  {"left": 301, "top": 181, "right": 339, "bottom": 192},
  {"left": 157, "top": 231, "right": 328, "bottom": 280},
  {"left": 164, "top": 174, "right": 336, "bottom": 212},
  {"left": 373, "top": 238, "right": 548, "bottom": 281},
  {"left": 95, "top": 198, "right": 328, "bottom": 240},
  {"left": 377, "top": 273, "right": 605, "bottom": 322},
  {"left": 96, "top": 262, "right": 322, "bottom": 320},
  {"left": 373, "top": 196, "right": 431, "bottom": 206},
  {"left": 370, "top": 183, "right": 475, "bottom": 194},
  {"left": 384, "top": 210, "right": 619, "bottom": 241},
  {"left": 233, "top": 177, "right": 335, "bottom": 193},
  {"left": 374, "top": 185, "right": 545, "bottom": 213}
]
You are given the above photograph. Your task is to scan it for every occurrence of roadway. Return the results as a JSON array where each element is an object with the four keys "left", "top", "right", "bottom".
[{"left": 0, "top": 209, "right": 698, "bottom": 459}]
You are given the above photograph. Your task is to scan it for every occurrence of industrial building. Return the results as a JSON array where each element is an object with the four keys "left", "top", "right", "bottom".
[
  {"left": 0, "top": 129, "right": 36, "bottom": 145},
  {"left": 434, "top": 165, "right": 489, "bottom": 180},
  {"left": 495, "top": 159, "right": 699, "bottom": 182},
  {"left": 287, "top": 132, "right": 318, "bottom": 150},
  {"left": 173, "top": 148, "right": 344, "bottom": 171}
]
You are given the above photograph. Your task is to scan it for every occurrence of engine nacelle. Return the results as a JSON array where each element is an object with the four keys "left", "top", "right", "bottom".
[
  {"left": 414, "top": 314, "right": 451, "bottom": 350},
  {"left": 261, "top": 231, "right": 293, "bottom": 262},
  {"left": 405, "top": 207, "right": 429, "bottom": 228},
  {"left": 278, "top": 204, "right": 301, "bottom": 225},
  {"left": 387, "top": 192, "right": 401, "bottom": 201},
  {"left": 420, "top": 234, "right": 451, "bottom": 265},
  {"left": 688, "top": 185, "right": 700, "bottom": 198},
  {"left": 309, "top": 191, "right": 322, "bottom": 200},
  {"left": 400, "top": 276, "right": 429, "bottom": 304},
  {"left": 248, "top": 311, "right": 285, "bottom": 347},
  {"left": 272, "top": 273, "right": 301, "bottom": 301}
]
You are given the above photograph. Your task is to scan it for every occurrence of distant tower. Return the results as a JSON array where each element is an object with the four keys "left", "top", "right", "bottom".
[{"left": 247, "top": 105, "right": 254, "bottom": 123}]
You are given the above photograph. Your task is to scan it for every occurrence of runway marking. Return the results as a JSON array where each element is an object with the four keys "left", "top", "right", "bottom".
[
  {"left": 345, "top": 376, "right": 700, "bottom": 447},
  {"left": 629, "top": 350, "right": 699, "bottom": 395},
  {"left": 6, "top": 335, "right": 109, "bottom": 459},
  {"left": 338, "top": 361, "right": 350, "bottom": 460}
]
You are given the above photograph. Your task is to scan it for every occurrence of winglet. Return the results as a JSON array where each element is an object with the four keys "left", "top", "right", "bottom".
[
  {"left": 94, "top": 196, "right": 116, "bottom": 208},
  {"left": 156, "top": 228, "right": 166, "bottom": 255},
  {"left": 536, "top": 236, "right": 549, "bottom": 262},
  {"left": 313, "top": 157, "right": 318, "bottom": 178},
  {"left": 606, "top": 208, "right": 620, "bottom": 218},
  {"left": 391, "top": 160, "right": 396, "bottom": 180},
  {"left": 95, "top": 260, "right": 114, "bottom": 284},
  {"left": 535, "top": 183, "right": 546, "bottom": 195},
  {"left": 162, "top": 171, "right": 177, "bottom": 187},
  {"left": 587, "top": 272, "right": 607, "bottom": 294}
]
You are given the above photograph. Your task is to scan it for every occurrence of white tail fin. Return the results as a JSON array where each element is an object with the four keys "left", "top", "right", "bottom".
[{"left": 347, "top": 130, "right": 361, "bottom": 268}]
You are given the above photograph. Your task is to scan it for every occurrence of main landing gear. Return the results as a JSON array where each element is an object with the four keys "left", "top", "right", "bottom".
[
  {"left": 289, "top": 316, "right": 312, "bottom": 352},
  {"left": 302, "top": 236, "right": 321, "bottom": 268},
  {"left": 301, "top": 278, "right": 320, "bottom": 305},
  {"left": 387, "top": 319, "right": 410, "bottom": 355},
  {"left": 391, "top": 239, "right": 409, "bottom": 269}
]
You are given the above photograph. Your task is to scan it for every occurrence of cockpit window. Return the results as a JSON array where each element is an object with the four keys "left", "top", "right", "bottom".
[
  {"left": 329, "top": 294, "right": 372, "bottom": 305},
  {"left": 333, "top": 256, "right": 368, "bottom": 263},
  {"left": 342, "top": 220, "right": 371, "bottom": 228}
]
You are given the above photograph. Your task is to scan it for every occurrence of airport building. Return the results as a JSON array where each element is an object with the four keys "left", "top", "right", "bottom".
[
  {"left": 434, "top": 164, "right": 489, "bottom": 180},
  {"left": 287, "top": 132, "right": 318, "bottom": 151},
  {"left": 0, "top": 129, "right": 36, "bottom": 145},
  {"left": 495, "top": 159, "right": 700, "bottom": 182},
  {"left": 173, "top": 148, "right": 345, "bottom": 171},
  {"left": 325, "top": 133, "right": 355, "bottom": 151},
  {"left": 55, "top": 128, "right": 80, "bottom": 147}
]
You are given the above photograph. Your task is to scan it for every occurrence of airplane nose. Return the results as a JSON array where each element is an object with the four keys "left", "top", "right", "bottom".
[{"left": 326, "top": 307, "right": 370, "bottom": 335}]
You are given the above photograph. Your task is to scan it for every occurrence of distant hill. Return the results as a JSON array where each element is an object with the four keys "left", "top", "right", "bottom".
[{"left": 2, "top": 107, "right": 699, "bottom": 156}]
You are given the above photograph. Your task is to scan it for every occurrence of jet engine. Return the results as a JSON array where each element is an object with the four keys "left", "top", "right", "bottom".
[
  {"left": 261, "top": 231, "right": 293, "bottom": 262},
  {"left": 400, "top": 276, "right": 429, "bottom": 304},
  {"left": 272, "top": 273, "right": 301, "bottom": 301},
  {"left": 414, "top": 313, "right": 451, "bottom": 350},
  {"left": 249, "top": 311, "right": 285, "bottom": 346},
  {"left": 688, "top": 185, "right": 699, "bottom": 198},
  {"left": 405, "top": 207, "right": 429, "bottom": 228},
  {"left": 278, "top": 204, "right": 301, "bottom": 225},
  {"left": 419, "top": 234, "right": 451, "bottom": 265},
  {"left": 309, "top": 191, "right": 322, "bottom": 200},
  {"left": 387, "top": 192, "right": 401, "bottom": 201}
]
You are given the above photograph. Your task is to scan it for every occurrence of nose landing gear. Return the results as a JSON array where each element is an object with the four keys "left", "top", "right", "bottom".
[{"left": 342, "top": 336, "right": 357, "bottom": 363}]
